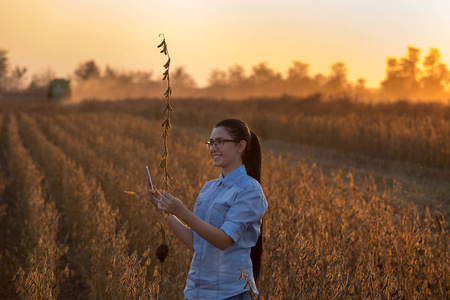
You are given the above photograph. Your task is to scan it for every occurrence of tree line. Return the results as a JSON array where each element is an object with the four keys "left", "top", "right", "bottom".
[{"left": 0, "top": 46, "right": 449, "bottom": 101}]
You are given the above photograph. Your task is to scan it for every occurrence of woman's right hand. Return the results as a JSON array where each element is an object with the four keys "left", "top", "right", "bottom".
[{"left": 146, "top": 178, "right": 162, "bottom": 211}]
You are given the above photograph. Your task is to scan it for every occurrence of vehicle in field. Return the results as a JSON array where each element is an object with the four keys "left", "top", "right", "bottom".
[{"left": 47, "top": 78, "right": 71, "bottom": 101}]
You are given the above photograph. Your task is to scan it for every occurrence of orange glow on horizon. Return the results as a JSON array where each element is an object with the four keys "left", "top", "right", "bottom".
[{"left": 1, "top": 0, "right": 450, "bottom": 88}]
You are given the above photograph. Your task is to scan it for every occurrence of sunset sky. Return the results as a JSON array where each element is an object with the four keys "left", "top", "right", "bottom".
[{"left": 1, "top": 0, "right": 449, "bottom": 87}]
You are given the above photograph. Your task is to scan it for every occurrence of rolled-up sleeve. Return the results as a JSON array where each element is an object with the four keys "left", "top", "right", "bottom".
[{"left": 220, "top": 185, "right": 267, "bottom": 243}]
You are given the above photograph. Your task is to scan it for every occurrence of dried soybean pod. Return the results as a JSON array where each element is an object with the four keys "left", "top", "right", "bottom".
[{"left": 156, "top": 243, "right": 169, "bottom": 263}]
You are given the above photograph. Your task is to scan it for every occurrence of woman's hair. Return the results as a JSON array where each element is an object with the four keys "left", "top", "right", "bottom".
[{"left": 214, "top": 119, "right": 263, "bottom": 281}]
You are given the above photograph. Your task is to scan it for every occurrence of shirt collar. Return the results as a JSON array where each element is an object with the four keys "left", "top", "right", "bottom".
[{"left": 217, "top": 165, "right": 247, "bottom": 188}]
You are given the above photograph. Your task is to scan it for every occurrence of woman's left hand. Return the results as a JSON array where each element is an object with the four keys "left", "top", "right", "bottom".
[{"left": 158, "top": 191, "right": 187, "bottom": 217}]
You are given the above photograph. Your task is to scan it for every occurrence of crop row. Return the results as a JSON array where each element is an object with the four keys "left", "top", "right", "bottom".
[
  {"left": 6, "top": 114, "right": 68, "bottom": 298},
  {"left": 17, "top": 113, "right": 159, "bottom": 298}
]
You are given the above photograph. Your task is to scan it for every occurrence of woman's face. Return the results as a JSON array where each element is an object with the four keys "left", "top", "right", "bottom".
[{"left": 209, "top": 126, "right": 246, "bottom": 176}]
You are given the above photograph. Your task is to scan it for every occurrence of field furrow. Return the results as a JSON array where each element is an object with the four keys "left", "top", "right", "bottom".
[
  {"left": 5, "top": 114, "right": 66, "bottom": 298},
  {"left": 18, "top": 113, "right": 158, "bottom": 299},
  {"left": 0, "top": 113, "right": 22, "bottom": 299}
]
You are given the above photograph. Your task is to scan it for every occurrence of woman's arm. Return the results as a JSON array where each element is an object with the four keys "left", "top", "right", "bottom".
[
  {"left": 147, "top": 181, "right": 194, "bottom": 252},
  {"left": 159, "top": 192, "right": 234, "bottom": 251},
  {"left": 166, "top": 214, "right": 194, "bottom": 252}
]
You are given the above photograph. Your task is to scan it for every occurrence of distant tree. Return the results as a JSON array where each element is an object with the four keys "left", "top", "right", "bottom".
[
  {"left": 313, "top": 73, "right": 327, "bottom": 89},
  {"left": 7, "top": 65, "right": 27, "bottom": 91},
  {"left": 28, "top": 68, "right": 54, "bottom": 94},
  {"left": 228, "top": 64, "right": 246, "bottom": 87},
  {"left": 208, "top": 69, "right": 228, "bottom": 87},
  {"left": 171, "top": 67, "right": 197, "bottom": 89},
  {"left": 381, "top": 46, "right": 421, "bottom": 98},
  {"left": 104, "top": 65, "right": 117, "bottom": 80},
  {"left": 0, "top": 49, "right": 9, "bottom": 91},
  {"left": 249, "top": 62, "right": 281, "bottom": 86},
  {"left": 324, "top": 62, "right": 348, "bottom": 95},
  {"left": 356, "top": 77, "right": 366, "bottom": 88},
  {"left": 103, "top": 66, "right": 153, "bottom": 85},
  {"left": 354, "top": 77, "right": 368, "bottom": 101},
  {"left": 420, "top": 48, "right": 449, "bottom": 97},
  {"left": 29, "top": 68, "right": 54, "bottom": 88},
  {"left": 247, "top": 62, "right": 283, "bottom": 97},
  {"left": 0, "top": 49, "right": 28, "bottom": 92},
  {"left": 382, "top": 58, "right": 403, "bottom": 96},
  {"left": 287, "top": 61, "right": 310, "bottom": 81},
  {"left": 74, "top": 60, "right": 101, "bottom": 81},
  {"left": 130, "top": 71, "right": 154, "bottom": 84},
  {"left": 286, "top": 61, "right": 313, "bottom": 95}
]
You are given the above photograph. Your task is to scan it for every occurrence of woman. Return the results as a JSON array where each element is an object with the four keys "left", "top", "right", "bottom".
[{"left": 147, "top": 119, "right": 267, "bottom": 300}]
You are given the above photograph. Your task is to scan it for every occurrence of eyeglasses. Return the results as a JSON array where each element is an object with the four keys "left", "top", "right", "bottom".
[{"left": 205, "top": 138, "right": 239, "bottom": 150}]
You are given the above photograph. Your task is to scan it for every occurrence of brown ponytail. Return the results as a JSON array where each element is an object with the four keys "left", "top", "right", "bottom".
[{"left": 243, "top": 131, "right": 261, "bottom": 183}]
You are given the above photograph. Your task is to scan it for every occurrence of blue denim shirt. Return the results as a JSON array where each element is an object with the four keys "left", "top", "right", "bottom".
[{"left": 184, "top": 165, "right": 267, "bottom": 300}]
